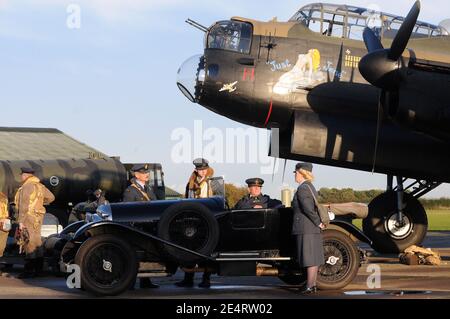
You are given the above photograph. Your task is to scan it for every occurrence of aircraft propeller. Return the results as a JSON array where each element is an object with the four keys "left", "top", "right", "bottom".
[
  {"left": 359, "top": 0, "right": 421, "bottom": 89},
  {"left": 358, "top": 1, "right": 421, "bottom": 171}
]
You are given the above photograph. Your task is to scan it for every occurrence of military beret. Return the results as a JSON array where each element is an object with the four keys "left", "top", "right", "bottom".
[
  {"left": 295, "top": 162, "right": 313, "bottom": 172},
  {"left": 246, "top": 178, "right": 264, "bottom": 187},
  {"left": 193, "top": 158, "right": 209, "bottom": 170},
  {"left": 131, "top": 164, "right": 150, "bottom": 173},
  {"left": 20, "top": 167, "right": 35, "bottom": 174}
]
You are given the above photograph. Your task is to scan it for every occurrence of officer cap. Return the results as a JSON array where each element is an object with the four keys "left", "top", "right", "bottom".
[
  {"left": 20, "top": 167, "right": 35, "bottom": 174},
  {"left": 294, "top": 162, "right": 313, "bottom": 173},
  {"left": 131, "top": 164, "right": 150, "bottom": 173},
  {"left": 246, "top": 178, "right": 264, "bottom": 187},
  {"left": 193, "top": 158, "right": 209, "bottom": 170}
]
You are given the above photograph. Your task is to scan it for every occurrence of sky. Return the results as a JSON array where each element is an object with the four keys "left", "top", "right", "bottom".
[{"left": 0, "top": 0, "right": 449, "bottom": 199}]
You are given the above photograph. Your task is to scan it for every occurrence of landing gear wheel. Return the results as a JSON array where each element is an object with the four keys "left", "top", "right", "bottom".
[
  {"left": 317, "top": 229, "right": 360, "bottom": 290},
  {"left": 74, "top": 234, "right": 138, "bottom": 296},
  {"left": 363, "top": 191, "right": 428, "bottom": 253},
  {"left": 157, "top": 202, "right": 220, "bottom": 265}
]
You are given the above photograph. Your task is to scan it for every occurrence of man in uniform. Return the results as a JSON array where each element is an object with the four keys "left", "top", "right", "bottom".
[
  {"left": 123, "top": 164, "right": 157, "bottom": 202},
  {"left": 15, "top": 167, "right": 55, "bottom": 279},
  {"left": 123, "top": 164, "right": 159, "bottom": 289},
  {"left": 234, "top": 178, "right": 282, "bottom": 210},
  {"left": 68, "top": 189, "right": 109, "bottom": 224},
  {"left": 0, "top": 192, "right": 10, "bottom": 275}
]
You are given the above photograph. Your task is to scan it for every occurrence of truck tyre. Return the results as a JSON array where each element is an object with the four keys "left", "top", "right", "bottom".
[
  {"left": 74, "top": 234, "right": 138, "bottom": 296},
  {"left": 157, "top": 202, "right": 219, "bottom": 265},
  {"left": 317, "top": 229, "right": 360, "bottom": 290}
]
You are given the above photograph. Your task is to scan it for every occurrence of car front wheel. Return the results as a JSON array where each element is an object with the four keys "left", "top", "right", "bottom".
[{"left": 74, "top": 234, "right": 138, "bottom": 296}]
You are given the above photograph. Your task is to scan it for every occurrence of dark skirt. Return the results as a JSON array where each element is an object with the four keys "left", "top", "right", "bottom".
[{"left": 296, "top": 233, "right": 325, "bottom": 267}]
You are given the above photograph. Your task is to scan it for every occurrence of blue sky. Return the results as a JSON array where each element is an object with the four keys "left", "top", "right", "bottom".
[{"left": 0, "top": 0, "right": 449, "bottom": 198}]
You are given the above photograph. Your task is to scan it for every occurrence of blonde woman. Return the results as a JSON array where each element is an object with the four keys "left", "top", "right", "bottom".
[{"left": 292, "top": 163, "right": 325, "bottom": 294}]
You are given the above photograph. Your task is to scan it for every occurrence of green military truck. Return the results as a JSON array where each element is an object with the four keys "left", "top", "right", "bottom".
[{"left": 0, "top": 127, "right": 173, "bottom": 226}]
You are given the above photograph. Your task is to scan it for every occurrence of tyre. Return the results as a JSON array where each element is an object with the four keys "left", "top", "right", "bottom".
[
  {"left": 157, "top": 202, "right": 219, "bottom": 265},
  {"left": 74, "top": 234, "right": 138, "bottom": 296},
  {"left": 317, "top": 229, "right": 360, "bottom": 290},
  {"left": 363, "top": 191, "right": 428, "bottom": 253}
]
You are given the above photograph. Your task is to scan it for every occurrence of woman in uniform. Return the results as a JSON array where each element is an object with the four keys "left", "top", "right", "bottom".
[{"left": 292, "top": 162, "right": 325, "bottom": 294}]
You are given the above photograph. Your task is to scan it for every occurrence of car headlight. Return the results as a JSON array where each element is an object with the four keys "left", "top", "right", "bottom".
[
  {"left": 96, "top": 204, "right": 113, "bottom": 221},
  {"left": 85, "top": 213, "right": 102, "bottom": 223}
]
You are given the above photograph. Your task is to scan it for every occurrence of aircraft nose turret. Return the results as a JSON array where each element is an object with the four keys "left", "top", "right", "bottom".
[{"left": 176, "top": 54, "right": 205, "bottom": 103}]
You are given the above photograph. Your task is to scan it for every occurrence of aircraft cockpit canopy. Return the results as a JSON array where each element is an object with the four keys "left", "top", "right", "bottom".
[
  {"left": 206, "top": 20, "right": 253, "bottom": 54},
  {"left": 290, "top": 3, "right": 447, "bottom": 41}
]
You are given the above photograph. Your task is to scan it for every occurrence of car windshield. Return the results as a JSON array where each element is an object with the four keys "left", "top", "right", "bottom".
[
  {"left": 209, "top": 177, "right": 225, "bottom": 197},
  {"left": 207, "top": 20, "right": 253, "bottom": 54},
  {"left": 290, "top": 3, "right": 446, "bottom": 41}
]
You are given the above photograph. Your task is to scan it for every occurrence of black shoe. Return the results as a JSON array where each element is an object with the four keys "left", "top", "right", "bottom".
[
  {"left": 175, "top": 279, "right": 194, "bottom": 288},
  {"left": 298, "top": 286, "right": 317, "bottom": 295},
  {"left": 198, "top": 279, "right": 211, "bottom": 289},
  {"left": 17, "top": 272, "right": 35, "bottom": 279},
  {"left": 139, "top": 278, "right": 159, "bottom": 289},
  {"left": 198, "top": 273, "right": 211, "bottom": 288}
]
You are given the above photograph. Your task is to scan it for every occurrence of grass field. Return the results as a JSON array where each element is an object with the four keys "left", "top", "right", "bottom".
[{"left": 353, "top": 209, "right": 450, "bottom": 231}]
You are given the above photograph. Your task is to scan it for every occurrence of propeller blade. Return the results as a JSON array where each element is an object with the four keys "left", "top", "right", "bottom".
[
  {"left": 281, "top": 159, "right": 288, "bottom": 184},
  {"left": 388, "top": 0, "right": 421, "bottom": 60},
  {"left": 272, "top": 158, "right": 277, "bottom": 183},
  {"left": 363, "top": 27, "right": 384, "bottom": 52},
  {"left": 372, "top": 91, "right": 384, "bottom": 173}
]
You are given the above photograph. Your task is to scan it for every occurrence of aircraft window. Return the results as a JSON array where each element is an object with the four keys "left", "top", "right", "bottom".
[
  {"left": 320, "top": 12, "right": 346, "bottom": 37},
  {"left": 207, "top": 21, "right": 253, "bottom": 54},
  {"left": 413, "top": 26, "right": 430, "bottom": 38},
  {"left": 291, "top": 4, "right": 445, "bottom": 39}
]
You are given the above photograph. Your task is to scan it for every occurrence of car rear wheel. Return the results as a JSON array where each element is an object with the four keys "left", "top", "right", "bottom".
[
  {"left": 74, "top": 234, "right": 137, "bottom": 296},
  {"left": 317, "top": 229, "right": 360, "bottom": 290},
  {"left": 157, "top": 202, "right": 219, "bottom": 265}
]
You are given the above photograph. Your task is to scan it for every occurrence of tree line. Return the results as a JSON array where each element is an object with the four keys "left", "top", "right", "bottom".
[{"left": 225, "top": 184, "right": 450, "bottom": 210}]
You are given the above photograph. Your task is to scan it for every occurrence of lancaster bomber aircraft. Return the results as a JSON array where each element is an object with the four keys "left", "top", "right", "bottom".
[{"left": 177, "top": 1, "right": 450, "bottom": 253}]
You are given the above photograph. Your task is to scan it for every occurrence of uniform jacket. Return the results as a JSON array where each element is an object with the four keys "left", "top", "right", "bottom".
[
  {"left": 292, "top": 181, "right": 321, "bottom": 235},
  {"left": 0, "top": 193, "right": 8, "bottom": 220},
  {"left": 185, "top": 168, "right": 214, "bottom": 199},
  {"left": 233, "top": 194, "right": 282, "bottom": 210},
  {"left": 14, "top": 176, "right": 55, "bottom": 224},
  {"left": 123, "top": 178, "right": 157, "bottom": 202}
]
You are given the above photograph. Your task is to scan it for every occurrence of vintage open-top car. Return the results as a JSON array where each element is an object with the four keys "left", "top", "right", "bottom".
[{"left": 53, "top": 178, "right": 372, "bottom": 296}]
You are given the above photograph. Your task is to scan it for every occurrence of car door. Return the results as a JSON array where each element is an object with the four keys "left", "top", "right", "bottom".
[{"left": 216, "top": 208, "right": 280, "bottom": 251}]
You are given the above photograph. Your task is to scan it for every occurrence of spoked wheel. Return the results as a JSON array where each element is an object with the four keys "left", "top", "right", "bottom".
[
  {"left": 157, "top": 202, "right": 219, "bottom": 265},
  {"left": 317, "top": 230, "right": 360, "bottom": 290},
  {"left": 363, "top": 191, "right": 428, "bottom": 253},
  {"left": 75, "top": 234, "right": 137, "bottom": 296}
]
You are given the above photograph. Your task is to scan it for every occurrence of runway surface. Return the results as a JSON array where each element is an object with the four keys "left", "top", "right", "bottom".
[{"left": 1, "top": 231, "right": 449, "bottom": 299}]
